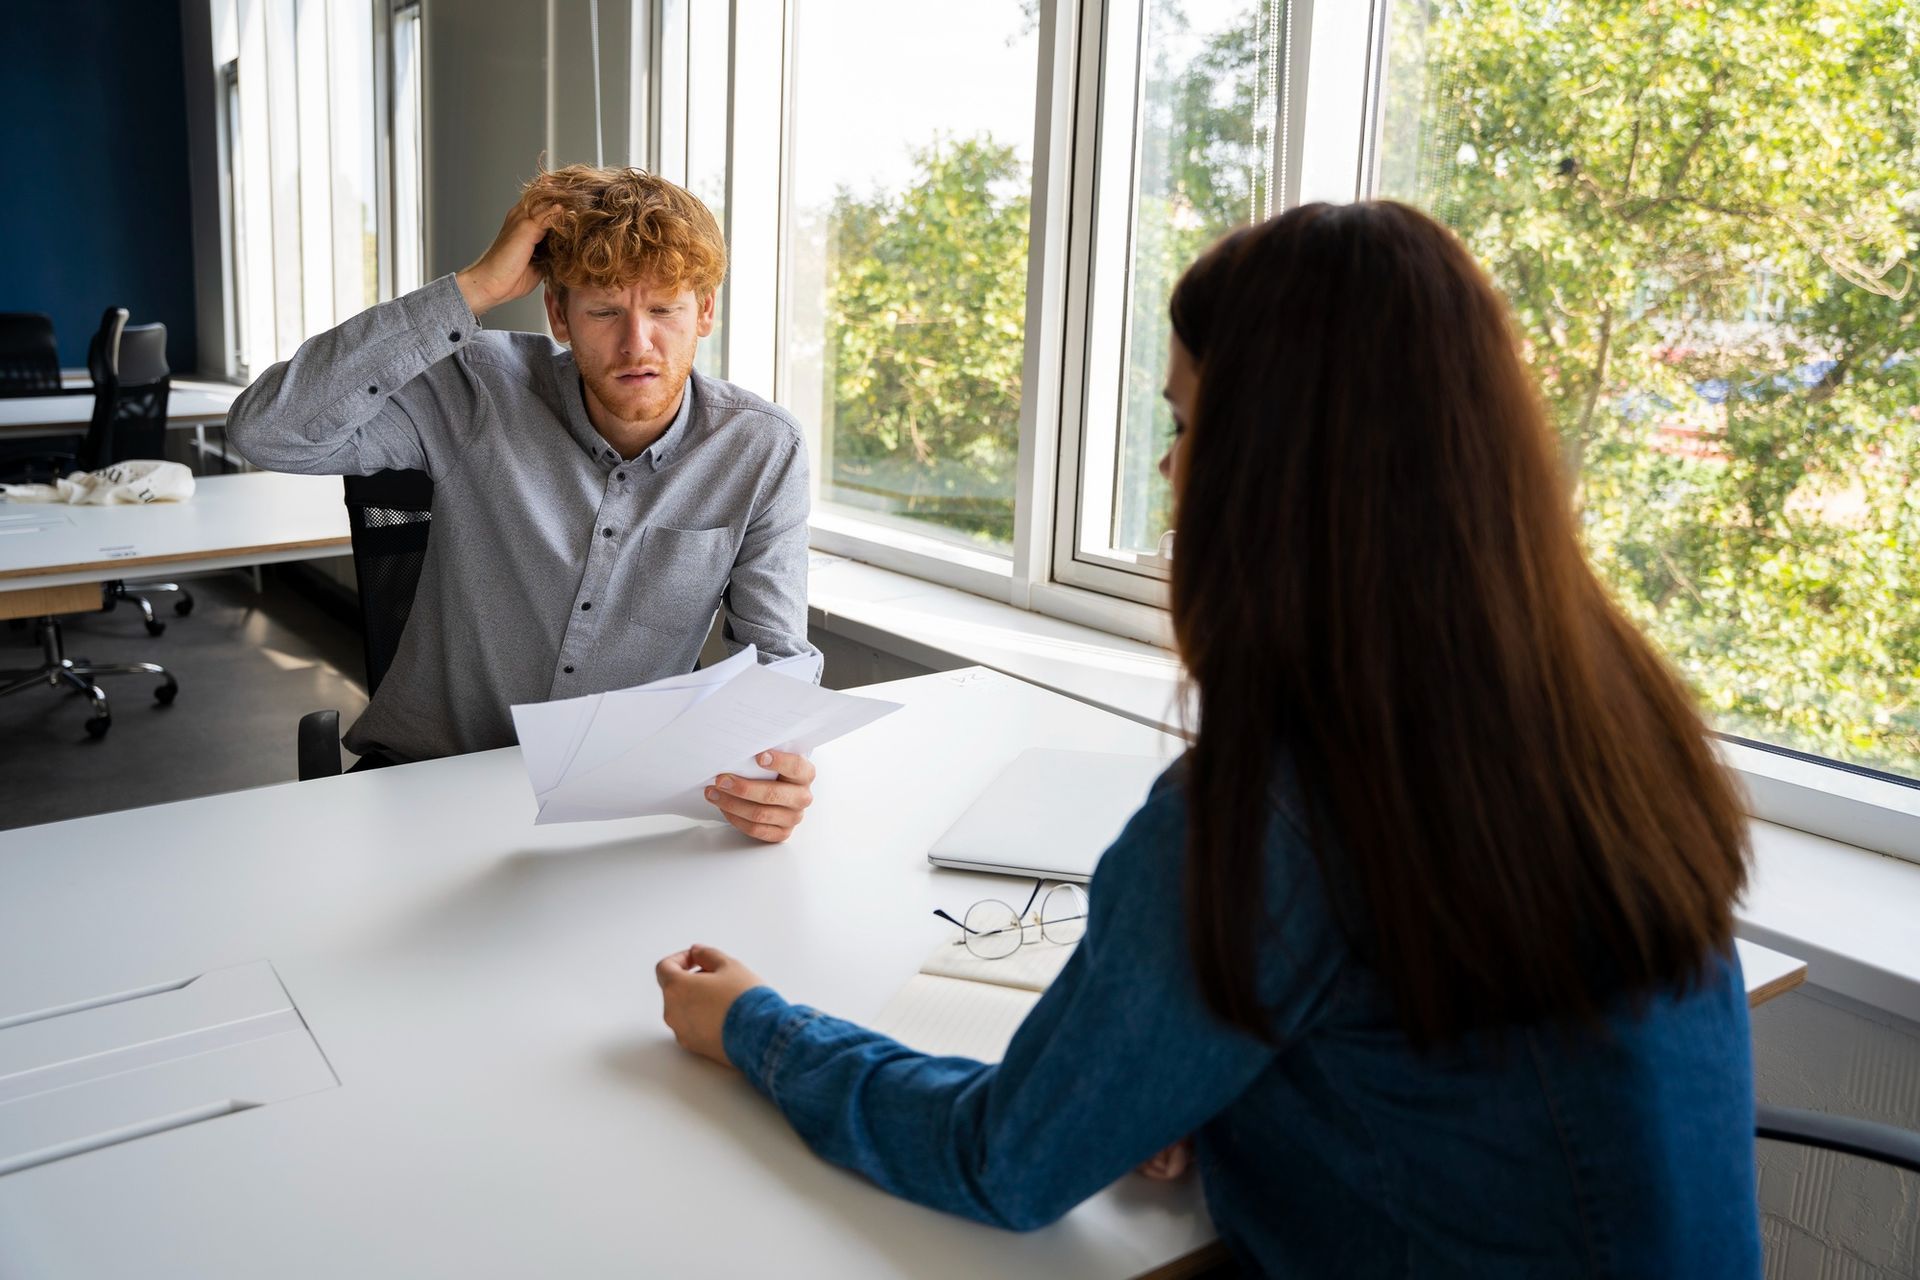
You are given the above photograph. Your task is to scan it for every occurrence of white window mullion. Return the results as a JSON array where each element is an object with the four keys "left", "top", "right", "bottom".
[{"left": 1008, "top": 0, "right": 1082, "bottom": 610}]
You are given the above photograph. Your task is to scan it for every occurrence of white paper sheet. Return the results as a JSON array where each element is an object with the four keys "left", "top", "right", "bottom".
[{"left": 510, "top": 646, "right": 897, "bottom": 824}]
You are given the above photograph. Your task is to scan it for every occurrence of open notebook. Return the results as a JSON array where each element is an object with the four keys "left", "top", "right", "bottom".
[{"left": 870, "top": 936, "right": 1077, "bottom": 1062}]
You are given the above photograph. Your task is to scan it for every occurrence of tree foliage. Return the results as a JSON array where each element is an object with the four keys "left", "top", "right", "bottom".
[
  {"left": 1389, "top": 0, "right": 1920, "bottom": 771},
  {"left": 820, "top": 137, "right": 1030, "bottom": 543}
]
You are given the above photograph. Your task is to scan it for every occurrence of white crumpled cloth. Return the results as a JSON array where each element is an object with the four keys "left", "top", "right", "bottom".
[{"left": 0, "top": 460, "right": 196, "bottom": 505}]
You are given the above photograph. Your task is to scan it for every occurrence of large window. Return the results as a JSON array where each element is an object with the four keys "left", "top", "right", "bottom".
[
  {"left": 781, "top": 0, "right": 1041, "bottom": 554},
  {"left": 664, "top": 0, "right": 1920, "bottom": 808},
  {"left": 211, "top": 0, "right": 424, "bottom": 375},
  {"left": 1371, "top": 0, "right": 1920, "bottom": 782}
]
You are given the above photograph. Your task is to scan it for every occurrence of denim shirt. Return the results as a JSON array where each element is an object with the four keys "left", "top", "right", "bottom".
[{"left": 723, "top": 762, "right": 1761, "bottom": 1276}]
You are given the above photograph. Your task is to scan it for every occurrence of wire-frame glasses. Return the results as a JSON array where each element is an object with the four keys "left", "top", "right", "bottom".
[{"left": 934, "top": 879, "right": 1089, "bottom": 960}]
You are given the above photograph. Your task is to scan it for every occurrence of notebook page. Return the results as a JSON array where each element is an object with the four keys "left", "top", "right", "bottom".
[
  {"left": 870, "top": 974, "right": 1041, "bottom": 1062},
  {"left": 917, "top": 937, "right": 1075, "bottom": 993}
]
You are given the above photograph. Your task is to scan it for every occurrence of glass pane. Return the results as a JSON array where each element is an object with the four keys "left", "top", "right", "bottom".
[
  {"left": 391, "top": 5, "right": 425, "bottom": 296},
  {"left": 687, "top": 1, "right": 729, "bottom": 379},
  {"left": 223, "top": 64, "right": 250, "bottom": 375},
  {"left": 1105, "top": 0, "right": 1284, "bottom": 560},
  {"left": 1375, "top": 1, "right": 1920, "bottom": 780},
  {"left": 783, "top": 0, "right": 1040, "bottom": 552},
  {"left": 328, "top": 0, "right": 378, "bottom": 315}
]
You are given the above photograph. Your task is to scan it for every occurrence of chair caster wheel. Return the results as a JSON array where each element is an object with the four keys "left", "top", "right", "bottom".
[
  {"left": 85, "top": 715, "right": 111, "bottom": 738},
  {"left": 156, "top": 684, "right": 178, "bottom": 706},
  {"left": 174, "top": 598, "right": 193, "bottom": 617},
  {"left": 145, "top": 619, "right": 167, "bottom": 636}
]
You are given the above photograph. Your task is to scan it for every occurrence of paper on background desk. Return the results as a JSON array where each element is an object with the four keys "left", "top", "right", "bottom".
[{"left": 509, "top": 646, "right": 901, "bottom": 824}]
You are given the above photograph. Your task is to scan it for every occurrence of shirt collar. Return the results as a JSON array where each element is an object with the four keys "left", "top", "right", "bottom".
[{"left": 640, "top": 374, "right": 696, "bottom": 470}]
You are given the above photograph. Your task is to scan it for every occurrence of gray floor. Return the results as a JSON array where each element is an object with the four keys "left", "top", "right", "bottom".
[{"left": 0, "top": 569, "right": 369, "bottom": 831}]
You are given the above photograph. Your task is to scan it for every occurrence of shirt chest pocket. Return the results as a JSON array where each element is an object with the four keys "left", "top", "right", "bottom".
[{"left": 627, "top": 524, "right": 735, "bottom": 638}]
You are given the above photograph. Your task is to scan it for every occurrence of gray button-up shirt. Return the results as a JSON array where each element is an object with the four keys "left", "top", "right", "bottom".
[{"left": 226, "top": 274, "right": 818, "bottom": 763}]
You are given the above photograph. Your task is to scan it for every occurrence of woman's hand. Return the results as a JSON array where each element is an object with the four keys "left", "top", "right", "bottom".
[
  {"left": 656, "top": 944, "right": 764, "bottom": 1067},
  {"left": 1136, "top": 1137, "right": 1194, "bottom": 1181}
]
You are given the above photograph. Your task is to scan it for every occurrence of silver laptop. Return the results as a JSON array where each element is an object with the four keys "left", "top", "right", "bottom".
[{"left": 926, "top": 748, "right": 1172, "bottom": 882}]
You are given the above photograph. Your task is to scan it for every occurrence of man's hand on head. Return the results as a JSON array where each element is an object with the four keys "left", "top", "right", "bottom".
[
  {"left": 455, "top": 200, "right": 562, "bottom": 317},
  {"left": 706, "top": 750, "right": 815, "bottom": 844}
]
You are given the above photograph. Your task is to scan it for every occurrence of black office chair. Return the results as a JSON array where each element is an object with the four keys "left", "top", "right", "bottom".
[
  {"left": 1757, "top": 1102, "right": 1920, "bottom": 1174},
  {"left": 297, "top": 468, "right": 436, "bottom": 779},
  {"left": 0, "top": 311, "right": 181, "bottom": 738},
  {"left": 0, "top": 311, "right": 63, "bottom": 394},
  {"left": 0, "top": 311, "right": 86, "bottom": 484},
  {"left": 83, "top": 320, "right": 195, "bottom": 634}
]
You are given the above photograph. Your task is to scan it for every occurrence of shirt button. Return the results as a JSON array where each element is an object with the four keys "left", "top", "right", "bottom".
[
  {"left": 563, "top": 665, "right": 575, "bottom": 674},
  {"left": 448, "top": 330, "right": 461, "bottom": 341},
  {"left": 580, "top": 601, "right": 592, "bottom": 611},
  {"left": 602, "top": 527, "right": 614, "bottom": 538},
  {"left": 367, "top": 385, "right": 378, "bottom": 394},
  {"left": 615, "top": 471, "right": 626, "bottom": 482}
]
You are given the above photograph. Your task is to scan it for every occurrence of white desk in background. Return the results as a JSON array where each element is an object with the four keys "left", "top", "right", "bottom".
[
  {"left": 0, "top": 471, "right": 348, "bottom": 620},
  {"left": 0, "top": 668, "right": 1804, "bottom": 1278},
  {"left": 0, "top": 375, "right": 241, "bottom": 442}
]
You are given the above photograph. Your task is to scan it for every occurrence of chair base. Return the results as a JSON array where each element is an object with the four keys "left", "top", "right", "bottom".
[
  {"left": 0, "top": 615, "right": 179, "bottom": 738},
  {"left": 104, "top": 580, "right": 196, "bottom": 636}
]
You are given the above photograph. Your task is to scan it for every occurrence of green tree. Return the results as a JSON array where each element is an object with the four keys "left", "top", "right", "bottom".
[
  {"left": 820, "top": 137, "right": 1031, "bottom": 544},
  {"left": 1384, "top": 0, "right": 1920, "bottom": 772}
]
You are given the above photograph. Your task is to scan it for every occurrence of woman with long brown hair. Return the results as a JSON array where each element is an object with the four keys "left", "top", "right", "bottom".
[{"left": 657, "top": 201, "right": 1761, "bottom": 1275}]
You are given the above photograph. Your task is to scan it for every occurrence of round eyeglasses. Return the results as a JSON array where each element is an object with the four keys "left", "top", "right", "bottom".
[{"left": 933, "top": 879, "right": 1089, "bottom": 960}]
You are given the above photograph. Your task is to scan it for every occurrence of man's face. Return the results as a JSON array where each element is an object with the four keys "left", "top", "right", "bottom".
[{"left": 546, "top": 277, "right": 716, "bottom": 430}]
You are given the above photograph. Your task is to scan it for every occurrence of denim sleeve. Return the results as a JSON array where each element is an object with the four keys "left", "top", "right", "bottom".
[
  {"left": 721, "top": 772, "right": 1338, "bottom": 1230},
  {"left": 226, "top": 274, "right": 483, "bottom": 481}
]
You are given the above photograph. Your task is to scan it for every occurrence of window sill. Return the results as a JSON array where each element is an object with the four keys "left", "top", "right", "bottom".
[
  {"left": 807, "top": 553, "right": 1186, "bottom": 733},
  {"left": 805, "top": 555, "right": 1920, "bottom": 1022}
]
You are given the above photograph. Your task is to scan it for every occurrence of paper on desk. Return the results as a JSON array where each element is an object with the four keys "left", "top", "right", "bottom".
[{"left": 510, "top": 646, "right": 898, "bottom": 824}]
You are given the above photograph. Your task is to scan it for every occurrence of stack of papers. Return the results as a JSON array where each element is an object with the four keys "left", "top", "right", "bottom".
[{"left": 509, "top": 647, "right": 901, "bottom": 824}]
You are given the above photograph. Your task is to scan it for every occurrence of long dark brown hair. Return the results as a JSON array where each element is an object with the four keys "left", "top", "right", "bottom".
[{"left": 1168, "top": 202, "right": 1749, "bottom": 1047}]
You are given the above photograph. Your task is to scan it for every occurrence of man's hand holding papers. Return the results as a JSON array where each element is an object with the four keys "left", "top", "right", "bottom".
[
  {"left": 706, "top": 749, "right": 816, "bottom": 843},
  {"left": 509, "top": 647, "right": 900, "bottom": 833}
]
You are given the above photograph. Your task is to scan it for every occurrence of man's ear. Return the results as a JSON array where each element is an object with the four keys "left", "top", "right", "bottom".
[
  {"left": 695, "top": 289, "right": 716, "bottom": 340},
  {"left": 544, "top": 287, "right": 571, "bottom": 344}
]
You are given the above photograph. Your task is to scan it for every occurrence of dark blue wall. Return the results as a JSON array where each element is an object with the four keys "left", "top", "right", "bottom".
[{"left": 0, "top": 2, "right": 198, "bottom": 372}]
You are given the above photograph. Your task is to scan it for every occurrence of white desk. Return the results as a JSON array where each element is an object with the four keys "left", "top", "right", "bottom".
[
  {"left": 0, "top": 668, "right": 1806, "bottom": 1277},
  {"left": 0, "top": 669, "right": 1219, "bottom": 1278},
  {"left": 0, "top": 377, "right": 241, "bottom": 439},
  {"left": 0, "top": 471, "right": 349, "bottom": 607}
]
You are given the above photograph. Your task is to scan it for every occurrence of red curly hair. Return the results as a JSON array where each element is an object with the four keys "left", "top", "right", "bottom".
[{"left": 519, "top": 165, "right": 727, "bottom": 302}]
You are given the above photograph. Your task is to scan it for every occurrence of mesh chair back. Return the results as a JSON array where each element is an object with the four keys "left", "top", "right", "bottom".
[
  {"left": 0, "top": 312, "right": 61, "bottom": 396},
  {"left": 344, "top": 468, "right": 436, "bottom": 696},
  {"left": 84, "top": 323, "right": 170, "bottom": 468}
]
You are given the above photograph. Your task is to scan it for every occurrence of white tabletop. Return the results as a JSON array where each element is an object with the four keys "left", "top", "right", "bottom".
[
  {"left": 0, "top": 471, "right": 349, "bottom": 589},
  {"left": 0, "top": 377, "right": 241, "bottom": 435},
  {"left": 0, "top": 669, "right": 1218, "bottom": 1279},
  {"left": 0, "top": 666, "right": 1807, "bottom": 1277}
]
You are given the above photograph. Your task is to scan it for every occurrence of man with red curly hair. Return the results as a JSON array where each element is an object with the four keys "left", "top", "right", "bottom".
[{"left": 228, "top": 167, "right": 820, "bottom": 842}]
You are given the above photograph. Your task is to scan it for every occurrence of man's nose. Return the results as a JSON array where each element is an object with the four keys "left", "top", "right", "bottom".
[{"left": 620, "top": 316, "right": 655, "bottom": 356}]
